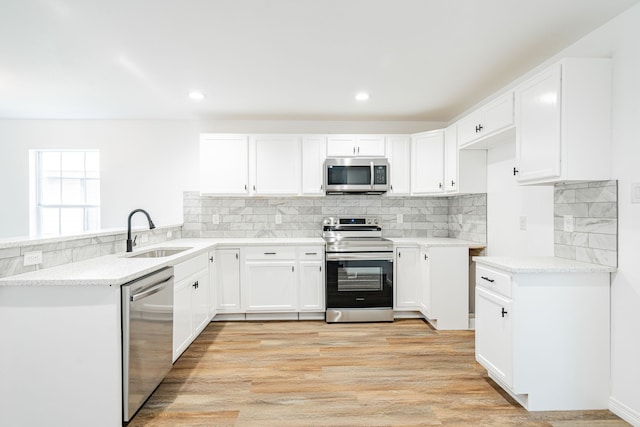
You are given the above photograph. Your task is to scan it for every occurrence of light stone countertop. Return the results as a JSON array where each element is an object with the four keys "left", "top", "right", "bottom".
[
  {"left": 473, "top": 256, "right": 617, "bottom": 273},
  {"left": 390, "top": 238, "right": 486, "bottom": 249},
  {"left": 0, "top": 237, "right": 325, "bottom": 287}
]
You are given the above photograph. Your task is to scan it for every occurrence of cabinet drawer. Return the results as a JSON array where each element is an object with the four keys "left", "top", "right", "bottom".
[
  {"left": 173, "top": 253, "right": 208, "bottom": 282},
  {"left": 298, "top": 246, "right": 324, "bottom": 260},
  {"left": 476, "top": 265, "right": 512, "bottom": 298},
  {"left": 244, "top": 246, "right": 296, "bottom": 260}
]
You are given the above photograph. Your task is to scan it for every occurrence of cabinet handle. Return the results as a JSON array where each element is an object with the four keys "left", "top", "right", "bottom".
[
  {"left": 390, "top": 184, "right": 393, "bottom": 191},
  {"left": 451, "top": 180, "right": 455, "bottom": 187},
  {"left": 439, "top": 182, "right": 442, "bottom": 189},
  {"left": 501, "top": 307, "right": 508, "bottom": 318},
  {"left": 244, "top": 184, "right": 247, "bottom": 190},
  {"left": 235, "top": 253, "right": 239, "bottom": 260},
  {"left": 319, "top": 265, "right": 322, "bottom": 272},
  {"left": 292, "top": 266, "right": 295, "bottom": 272},
  {"left": 193, "top": 281, "right": 199, "bottom": 289},
  {"left": 209, "top": 256, "right": 214, "bottom": 262},
  {"left": 353, "top": 147, "right": 356, "bottom": 155},
  {"left": 253, "top": 185, "right": 256, "bottom": 191},
  {"left": 513, "top": 167, "right": 519, "bottom": 176},
  {"left": 479, "top": 124, "right": 483, "bottom": 132},
  {"left": 320, "top": 185, "right": 323, "bottom": 191},
  {"left": 424, "top": 254, "right": 428, "bottom": 260},
  {"left": 357, "top": 146, "right": 360, "bottom": 154},
  {"left": 264, "top": 252, "right": 276, "bottom": 255},
  {"left": 305, "top": 252, "right": 317, "bottom": 255},
  {"left": 481, "top": 276, "right": 495, "bottom": 283}
]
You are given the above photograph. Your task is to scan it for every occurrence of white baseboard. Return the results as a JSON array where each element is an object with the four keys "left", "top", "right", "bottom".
[{"left": 610, "top": 397, "right": 640, "bottom": 427}]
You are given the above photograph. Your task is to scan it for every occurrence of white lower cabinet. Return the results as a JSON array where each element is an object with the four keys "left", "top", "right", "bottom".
[
  {"left": 298, "top": 247, "right": 325, "bottom": 312},
  {"left": 474, "top": 262, "right": 611, "bottom": 411},
  {"left": 419, "top": 246, "right": 469, "bottom": 330},
  {"left": 243, "top": 247, "right": 297, "bottom": 312},
  {"left": 172, "top": 253, "right": 210, "bottom": 361},
  {"left": 395, "top": 246, "right": 421, "bottom": 310},
  {"left": 215, "top": 248, "right": 241, "bottom": 312}
]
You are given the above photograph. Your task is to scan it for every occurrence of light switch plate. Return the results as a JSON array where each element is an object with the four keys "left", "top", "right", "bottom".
[
  {"left": 632, "top": 182, "right": 640, "bottom": 204},
  {"left": 212, "top": 214, "right": 220, "bottom": 224},
  {"left": 519, "top": 216, "right": 527, "bottom": 230},
  {"left": 563, "top": 215, "right": 574, "bottom": 232},
  {"left": 24, "top": 251, "right": 43, "bottom": 266},
  {"left": 397, "top": 214, "right": 403, "bottom": 224},
  {"left": 275, "top": 213, "right": 282, "bottom": 224}
]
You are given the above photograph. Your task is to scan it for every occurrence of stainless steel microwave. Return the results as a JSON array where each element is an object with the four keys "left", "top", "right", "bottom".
[{"left": 324, "top": 157, "right": 390, "bottom": 194}]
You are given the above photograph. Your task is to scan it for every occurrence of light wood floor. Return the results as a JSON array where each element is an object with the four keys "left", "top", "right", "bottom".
[{"left": 128, "top": 319, "right": 628, "bottom": 427}]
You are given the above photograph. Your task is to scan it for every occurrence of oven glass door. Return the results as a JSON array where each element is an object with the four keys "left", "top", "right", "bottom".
[{"left": 326, "top": 258, "right": 393, "bottom": 308}]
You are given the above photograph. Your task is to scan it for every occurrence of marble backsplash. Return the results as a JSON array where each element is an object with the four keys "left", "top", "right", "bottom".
[
  {"left": 0, "top": 225, "right": 182, "bottom": 279},
  {"left": 182, "top": 191, "right": 487, "bottom": 243},
  {"left": 554, "top": 180, "right": 617, "bottom": 267}
]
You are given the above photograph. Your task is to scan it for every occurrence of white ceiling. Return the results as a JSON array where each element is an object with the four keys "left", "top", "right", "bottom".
[{"left": 1, "top": 0, "right": 638, "bottom": 121}]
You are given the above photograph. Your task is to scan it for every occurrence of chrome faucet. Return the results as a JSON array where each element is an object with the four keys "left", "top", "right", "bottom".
[{"left": 126, "top": 209, "right": 156, "bottom": 252}]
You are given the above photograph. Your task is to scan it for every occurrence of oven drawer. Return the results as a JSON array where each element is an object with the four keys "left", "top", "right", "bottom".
[{"left": 244, "top": 246, "right": 296, "bottom": 260}]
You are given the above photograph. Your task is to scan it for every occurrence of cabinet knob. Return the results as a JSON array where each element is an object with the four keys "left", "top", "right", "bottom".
[{"left": 501, "top": 307, "right": 508, "bottom": 318}]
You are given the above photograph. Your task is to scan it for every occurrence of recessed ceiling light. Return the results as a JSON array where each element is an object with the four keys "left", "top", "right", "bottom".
[
  {"left": 355, "top": 92, "right": 370, "bottom": 101},
  {"left": 188, "top": 91, "right": 205, "bottom": 100}
]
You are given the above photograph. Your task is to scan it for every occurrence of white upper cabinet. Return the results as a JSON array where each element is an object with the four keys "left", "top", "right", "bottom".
[
  {"left": 301, "top": 135, "right": 327, "bottom": 195},
  {"left": 458, "top": 91, "right": 515, "bottom": 149},
  {"left": 515, "top": 58, "right": 611, "bottom": 185},
  {"left": 200, "top": 134, "right": 250, "bottom": 195},
  {"left": 252, "top": 135, "right": 301, "bottom": 195},
  {"left": 411, "top": 130, "right": 444, "bottom": 195},
  {"left": 327, "top": 134, "right": 386, "bottom": 157},
  {"left": 444, "top": 124, "right": 487, "bottom": 195},
  {"left": 386, "top": 135, "right": 411, "bottom": 195}
]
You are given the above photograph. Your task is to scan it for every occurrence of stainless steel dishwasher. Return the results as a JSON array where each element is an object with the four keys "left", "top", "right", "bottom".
[{"left": 122, "top": 267, "right": 174, "bottom": 422}]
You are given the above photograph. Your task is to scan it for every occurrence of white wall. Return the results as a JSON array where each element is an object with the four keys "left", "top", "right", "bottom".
[
  {"left": 0, "top": 120, "right": 200, "bottom": 237},
  {"left": 486, "top": 142, "right": 554, "bottom": 256}
]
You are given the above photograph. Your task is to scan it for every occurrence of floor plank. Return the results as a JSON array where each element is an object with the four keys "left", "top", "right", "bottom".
[{"left": 127, "top": 319, "right": 629, "bottom": 427}]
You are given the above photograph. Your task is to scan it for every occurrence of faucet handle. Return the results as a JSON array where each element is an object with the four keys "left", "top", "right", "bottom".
[{"left": 133, "top": 235, "right": 138, "bottom": 247}]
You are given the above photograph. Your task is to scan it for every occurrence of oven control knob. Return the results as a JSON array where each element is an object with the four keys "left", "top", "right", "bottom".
[
  {"left": 366, "top": 218, "right": 372, "bottom": 224},
  {"left": 373, "top": 218, "right": 379, "bottom": 224}
]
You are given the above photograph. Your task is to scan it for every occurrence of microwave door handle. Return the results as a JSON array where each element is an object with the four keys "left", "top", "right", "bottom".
[{"left": 370, "top": 161, "right": 374, "bottom": 189}]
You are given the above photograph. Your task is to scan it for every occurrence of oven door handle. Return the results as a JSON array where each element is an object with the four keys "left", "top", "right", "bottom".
[{"left": 326, "top": 252, "right": 394, "bottom": 262}]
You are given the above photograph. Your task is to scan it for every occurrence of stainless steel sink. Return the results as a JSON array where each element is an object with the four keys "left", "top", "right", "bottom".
[{"left": 126, "top": 247, "right": 192, "bottom": 258}]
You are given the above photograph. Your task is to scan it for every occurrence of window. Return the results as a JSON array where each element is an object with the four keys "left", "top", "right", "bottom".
[{"left": 30, "top": 150, "right": 100, "bottom": 236}]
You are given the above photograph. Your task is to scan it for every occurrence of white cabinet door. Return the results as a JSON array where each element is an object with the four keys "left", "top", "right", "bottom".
[
  {"left": 200, "top": 134, "right": 249, "bottom": 195},
  {"left": 475, "top": 286, "right": 513, "bottom": 387},
  {"left": 356, "top": 135, "right": 386, "bottom": 156},
  {"left": 386, "top": 135, "right": 411, "bottom": 195},
  {"left": 444, "top": 124, "right": 458, "bottom": 193},
  {"left": 457, "top": 110, "right": 482, "bottom": 148},
  {"left": 419, "top": 248, "right": 431, "bottom": 316},
  {"left": 411, "top": 131, "right": 444, "bottom": 194},
  {"left": 299, "top": 261, "right": 324, "bottom": 311},
  {"left": 327, "top": 135, "right": 357, "bottom": 156},
  {"left": 216, "top": 249, "right": 241, "bottom": 312},
  {"left": 191, "top": 268, "right": 210, "bottom": 336},
  {"left": 253, "top": 135, "right": 301, "bottom": 195},
  {"left": 207, "top": 252, "right": 217, "bottom": 318},
  {"left": 327, "top": 135, "right": 386, "bottom": 157},
  {"left": 301, "top": 136, "right": 326, "bottom": 195},
  {"left": 173, "top": 277, "right": 194, "bottom": 361},
  {"left": 244, "top": 261, "right": 296, "bottom": 311},
  {"left": 395, "top": 247, "right": 421, "bottom": 309},
  {"left": 515, "top": 64, "right": 562, "bottom": 182},
  {"left": 457, "top": 92, "right": 514, "bottom": 149}
]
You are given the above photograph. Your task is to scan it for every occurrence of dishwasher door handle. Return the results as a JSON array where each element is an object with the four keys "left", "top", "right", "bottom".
[{"left": 130, "top": 276, "right": 174, "bottom": 302}]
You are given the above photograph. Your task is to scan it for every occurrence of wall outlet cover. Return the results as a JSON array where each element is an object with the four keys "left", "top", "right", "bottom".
[
  {"left": 166, "top": 230, "right": 173, "bottom": 238},
  {"left": 563, "top": 215, "right": 574, "bottom": 232},
  {"left": 23, "top": 251, "right": 43, "bottom": 266},
  {"left": 275, "top": 213, "right": 282, "bottom": 224},
  {"left": 397, "top": 214, "right": 403, "bottom": 224},
  {"left": 212, "top": 214, "right": 220, "bottom": 224},
  {"left": 519, "top": 216, "right": 527, "bottom": 231}
]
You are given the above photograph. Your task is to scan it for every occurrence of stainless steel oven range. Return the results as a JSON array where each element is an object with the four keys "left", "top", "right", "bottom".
[{"left": 323, "top": 217, "right": 394, "bottom": 323}]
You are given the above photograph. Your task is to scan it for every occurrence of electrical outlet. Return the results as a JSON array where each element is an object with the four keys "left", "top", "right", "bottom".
[
  {"left": 519, "top": 216, "right": 527, "bottom": 231},
  {"left": 457, "top": 214, "right": 463, "bottom": 224},
  {"left": 140, "top": 234, "right": 149, "bottom": 243},
  {"left": 397, "top": 214, "right": 403, "bottom": 224},
  {"left": 563, "top": 215, "right": 574, "bottom": 232},
  {"left": 23, "top": 251, "right": 43, "bottom": 266},
  {"left": 166, "top": 230, "right": 173, "bottom": 238},
  {"left": 275, "top": 213, "right": 282, "bottom": 224},
  {"left": 212, "top": 214, "right": 220, "bottom": 224}
]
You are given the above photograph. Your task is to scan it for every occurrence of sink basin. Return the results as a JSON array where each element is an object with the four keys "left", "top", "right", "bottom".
[{"left": 126, "top": 247, "right": 193, "bottom": 258}]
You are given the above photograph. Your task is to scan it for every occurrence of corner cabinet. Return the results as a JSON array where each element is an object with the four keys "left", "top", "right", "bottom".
[
  {"left": 474, "top": 262, "right": 611, "bottom": 411},
  {"left": 444, "top": 124, "right": 487, "bottom": 195},
  {"left": 457, "top": 91, "right": 514, "bottom": 149},
  {"left": 514, "top": 58, "right": 611, "bottom": 184},
  {"left": 411, "top": 130, "right": 444, "bottom": 195}
]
